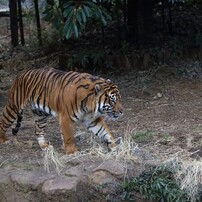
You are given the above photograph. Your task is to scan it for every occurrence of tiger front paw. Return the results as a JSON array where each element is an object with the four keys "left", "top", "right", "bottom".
[
  {"left": 107, "top": 137, "right": 122, "bottom": 152},
  {"left": 66, "top": 146, "right": 78, "bottom": 155},
  {"left": 40, "top": 143, "right": 49, "bottom": 151}
]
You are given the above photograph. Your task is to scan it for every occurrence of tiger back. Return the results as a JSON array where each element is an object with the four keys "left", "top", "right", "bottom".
[{"left": 0, "top": 68, "right": 123, "bottom": 154}]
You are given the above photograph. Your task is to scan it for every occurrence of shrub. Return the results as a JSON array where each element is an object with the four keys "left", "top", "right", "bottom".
[
  {"left": 43, "top": 0, "right": 111, "bottom": 39},
  {"left": 121, "top": 166, "right": 188, "bottom": 202}
]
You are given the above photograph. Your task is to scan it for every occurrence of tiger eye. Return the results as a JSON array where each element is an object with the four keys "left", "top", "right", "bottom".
[{"left": 0, "top": 67, "right": 122, "bottom": 155}]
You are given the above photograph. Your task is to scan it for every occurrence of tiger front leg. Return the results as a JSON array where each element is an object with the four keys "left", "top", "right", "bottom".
[
  {"left": 86, "top": 117, "right": 117, "bottom": 151},
  {"left": 59, "top": 115, "right": 77, "bottom": 155}
]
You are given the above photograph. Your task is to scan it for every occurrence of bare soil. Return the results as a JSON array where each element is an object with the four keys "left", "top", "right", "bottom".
[
  {"left": 0, "top": 53, "right": 202, "bottom": 201},
  {"left": 0, "top": 56, "right": 202, "bottom": 161}
]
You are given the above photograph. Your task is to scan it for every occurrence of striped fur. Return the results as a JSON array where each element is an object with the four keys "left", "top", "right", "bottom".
[{"left": 0, "top": 68, "right": 123, "bottom": 154}]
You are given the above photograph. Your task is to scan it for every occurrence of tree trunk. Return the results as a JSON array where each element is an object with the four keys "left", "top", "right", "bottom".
[
  {"left": 17, "top": 0, "right": 25, "bottom": 45},
  {"left": 9, "top": 0, "right": 18, "bottom": 47},
  {"left": 127, "top": 0, "right": 153, "bottom": 48},
  {"left": 34, "top": 0, "right": 42, "bottom": 46}
]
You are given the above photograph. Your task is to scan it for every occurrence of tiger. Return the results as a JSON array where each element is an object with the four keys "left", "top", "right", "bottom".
[{"left": 0, "top": 68, "right": 123, "bottom": 154}]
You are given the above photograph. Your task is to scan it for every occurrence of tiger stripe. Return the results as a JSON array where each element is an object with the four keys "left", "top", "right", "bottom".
[{"left": 0, "top": 68, "right": 123, "bottom": 154}]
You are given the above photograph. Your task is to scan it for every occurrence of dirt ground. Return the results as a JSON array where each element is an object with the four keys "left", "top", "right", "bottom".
[
  {"left": 1, "top": 2, "right": 202, "bottom": 200},
  {"left": 0, "top": 56, "right": 201, "bottom": 163},
  {"left": 0, "top": 54, "right": 202, "bottom": 201}
]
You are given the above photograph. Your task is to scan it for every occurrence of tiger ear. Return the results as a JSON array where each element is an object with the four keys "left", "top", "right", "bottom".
[
  {"left": 106, "top": 79, "right": 112, "bottom": 83},
  {"left": 94, "top": 84, "right": 101, "bottom": 94}
]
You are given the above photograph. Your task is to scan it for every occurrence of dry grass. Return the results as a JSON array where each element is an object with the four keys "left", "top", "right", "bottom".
[
  {"left": 163, "top": 153, "right": 202, "bottom": 202},
  {"left": 85, "top": 127, "right": 140, "bottom": 163},
  {"left": 146, "top": 132, "right": 201, "bottom": 202},
  {"left": 43, "top": 145, "right": 65, "bottom": 173},
  {"left": 43, "top": 127, "right": 141, "bottom": 173},
  {"left": 177, "top": 160, "right": 202, "bottom": 202},
  {"left": 42, "top": 126, "right": 201, "bottom": 202}
]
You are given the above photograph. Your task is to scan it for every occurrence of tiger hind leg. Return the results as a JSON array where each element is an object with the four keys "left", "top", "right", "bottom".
[
  {"left": 0, "top": 124, "right": 8, "bottom": 143},
  {"left": 12, "top": 111, "right": 23, "bottom": 135},
  {"left": 32, "top": 109, "right": 50, "bottom": 151},
  {"left": 0, "top": 105, "right": 20, "bottom": 143}
]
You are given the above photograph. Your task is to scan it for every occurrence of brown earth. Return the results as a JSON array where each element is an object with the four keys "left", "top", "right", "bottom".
[{"left": 0, "top": 54, "right": 202, "bottom": 201}]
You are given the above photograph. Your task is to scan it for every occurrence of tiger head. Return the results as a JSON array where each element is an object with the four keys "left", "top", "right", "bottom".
[{"left": 94, "top": 79, "right": 123, "bottom": 120}]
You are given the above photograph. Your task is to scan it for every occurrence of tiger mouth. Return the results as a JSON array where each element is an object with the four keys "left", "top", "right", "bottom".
[{"left": 106, "top": 112, "right": 122, "bottom": 120}]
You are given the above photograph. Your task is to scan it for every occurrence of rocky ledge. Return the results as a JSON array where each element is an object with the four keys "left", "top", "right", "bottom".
[{"left": 0, "top": 157, "right": 144, "bottom": 202}]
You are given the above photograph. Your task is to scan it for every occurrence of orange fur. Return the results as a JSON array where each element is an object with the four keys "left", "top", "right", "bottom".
[{"left": 0, "top": 68, "right": 123, "bottom": 154}]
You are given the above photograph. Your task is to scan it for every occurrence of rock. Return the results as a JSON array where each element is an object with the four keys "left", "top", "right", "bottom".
[
  {"left": 93, "top": 159, "right": 125, "bottom": 177},
  {"left": 0, "top": 169, "right": 9, "bottom": 184},
  {"left": 65, "top": 165, "right": 82, "bottom": 178},
  {"left": 89, "top": 170, "right": 117, "bottom": 185},
  {"left": 10, "top": 168, "right": 54, "bottom": 191},
  {"left": 87, "top": 159, "right": 125, "bottom": 193},
  {"left": 0, "top": 186, "right": 29, "bottom": 202},
  {"left": 0, "top": 168, "right": 40, "bottom": 202},
  {"left": 42, "top": 176, "right": 79, "bottom": 194},
  {"left": 42, "top": 176, "right": 79, "bottom": 202},
  {"left": 0, "top": 157, "right": 144, "bottom": 202}
]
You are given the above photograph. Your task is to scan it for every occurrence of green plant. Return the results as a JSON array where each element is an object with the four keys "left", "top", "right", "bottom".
[
  {"left": 66, "top": 48, "right": 112, "bottom": 70},
  {"left": 132, "top": 129, "right": 153, "bottom": 141},
  {"left": 160, "top": 133, "right": 175, "bottom": 142},
  {"left": 43, "top": 0, "right": 111, "bottom": 39},
  {"left": 121, "top": 166, "right": 188, "bottom": 202}
]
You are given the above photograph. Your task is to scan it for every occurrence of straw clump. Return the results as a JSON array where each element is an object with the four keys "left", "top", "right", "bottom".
[
  {"left": 176, "top": 160, "right": 202, "bottom": 202},
  {"left": 42, "top": 128, "right": 141, "bottom": 173},
  {"left": 43, "top": 145, "right": 65, "bottom": 173},
  {"left": 163, "top": 156, "right": 202, "bottom": 202}
]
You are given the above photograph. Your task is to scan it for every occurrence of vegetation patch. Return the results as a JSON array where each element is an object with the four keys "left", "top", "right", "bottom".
[
  {"left": 121, "top": 166, "right": 188, "bottom": 202},
  {"left": 131, "top": 129, "right": 154, "bottom": 142},
  {"left": 166, "top": 158, "right": 202, "bottom": 202},
  {"left": 121, "top": 157, "right": 202, "bottom": 202}
]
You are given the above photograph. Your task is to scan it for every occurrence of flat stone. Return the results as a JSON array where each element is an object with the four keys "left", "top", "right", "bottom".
[
  {"left": 89, "top": 170, "right": 117, "bottom": 185},
  {"left": 93, "top": 159, "right": 125, "bottom": 177},
  {"left": 10, "top": 168, "right": 54, "bottom": 190},
  {"left": 0, "top": 169, "right": 9, "bottom": 184},
  {"left": 65, "top": 165, "right": 82, "bottom": 178},
  {"left": 42, "top": 176, "right": 79, "bottom": 194}
]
